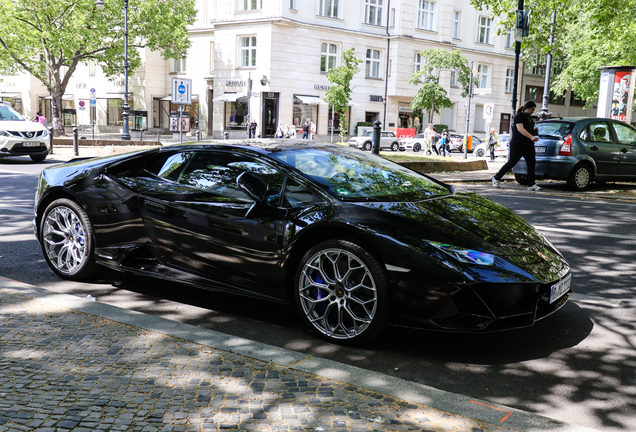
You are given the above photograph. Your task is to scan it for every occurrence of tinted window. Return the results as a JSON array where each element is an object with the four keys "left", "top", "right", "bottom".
[
  {"left": 271, "top": 146, "right": 450, "bottom": 202},
  {"left": 613, "top": 122, "right": 636, "bottom": 146},
  {"left": 282, "top": 178, "right": 322, "bottom": 209},
  {"left": 537, "top": 121, "right": 573, "bottom": 139}
]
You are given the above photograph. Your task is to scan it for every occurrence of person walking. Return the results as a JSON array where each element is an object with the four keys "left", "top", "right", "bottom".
[
  {"left": 492, "top": 101, "right": 541, "bottom": 191},
  {"left": 488, "top": 128, "right": 499, "bottom": 162},
  {"left": 301, "top": 120, "right": 310, "bottom": 139},
  {"left": 440, "top": 129, "right": 450, "bottom": 157},
  {"left": 276, "top": 123, "right": 284, "bottom": 138},
  {"left": 310, "top": 121, "right": 316, "bottom": 140},
  {"left": 32, "top": 111, "right": 47, "bottom": 125},
  {"left": 250, "top": 121, "right": 257, "bottom": 138},
  {"left": 423, "top": 124, "right": 435, "bottom": 155}
]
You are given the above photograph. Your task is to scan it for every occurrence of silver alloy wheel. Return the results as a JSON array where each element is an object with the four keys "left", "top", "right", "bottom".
[
  {"left": 298, "top": 248, "right": 378, "bottom": 340},
  {"left": 42, "top": 205, "right": 88, "bottom": 275},
  {"left": 573, "top": 166, "right": 591, "bottom": 189}
]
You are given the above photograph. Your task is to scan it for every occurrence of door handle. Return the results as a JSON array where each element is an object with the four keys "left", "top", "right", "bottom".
[{"left": 590, "top": 146, "right": 598, "bottom": 151}]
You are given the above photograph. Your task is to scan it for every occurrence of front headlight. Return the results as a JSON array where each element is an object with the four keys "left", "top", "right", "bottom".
[
  {"left": 0, "top": 130, "right": 11, "bottom": 138},
  {"left": 429, "top": 241, "right": 496, "bottom": 266},
  {"left": 41, "top": 129, "right": 48, "bottom": 138}
]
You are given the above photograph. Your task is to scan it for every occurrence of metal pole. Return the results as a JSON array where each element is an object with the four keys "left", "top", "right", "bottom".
[
  {"left": 372, "top": 120, "right": 381, "bottom": 155},
  {"left": 464, "top": 61, "right": 474, "bottom": 159},
  {"left": 121, "top": 0, "right": 131, "bottom": 141},
  {"left": 511, "top": 0, "right": 524, "bottom": 134},
  {"left": 48, "top": 127, "right": 54, "bottom": 154},
  {"left": 73, "top": 126, "right": 79, "bottom": 156},
  {"left": 539, "top": 9, "right": 556, "bottom": 120},
  {"left": 382, "top": 0, "right": 391, "bottom": 128},
  {"left": 179, "top": 104, "right": 183, "bottom": 144},
  {"left": 331, "top": 105, "right": 334, "bottom": 143}
]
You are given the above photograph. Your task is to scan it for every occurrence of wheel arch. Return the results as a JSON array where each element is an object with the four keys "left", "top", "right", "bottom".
[{"left": 35, "top": 188, "right": 89, "bottom": 241}]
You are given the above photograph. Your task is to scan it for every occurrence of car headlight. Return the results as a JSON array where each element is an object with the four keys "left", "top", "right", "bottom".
[
  {"left": 429, "top": 241, "right": 496, "bottom": 266},
  {"left": 0, "top": 130, "right": 11, "bottom": 137},
  {"left": 41, "top": 129, "right": 48, "bottom": 138}
]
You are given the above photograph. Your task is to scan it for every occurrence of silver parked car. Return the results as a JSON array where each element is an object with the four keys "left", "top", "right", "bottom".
[
  {"left": 348, "top": 130, "right": 400, "bottom": 152},
  {"left": 513, "top": 117, "right": 636, "bottom": 190}
]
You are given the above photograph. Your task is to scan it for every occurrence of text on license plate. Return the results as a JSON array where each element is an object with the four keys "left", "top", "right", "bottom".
[
  {"left": 549, "top": 274, "right": 571, "bottom": 304},
  {"left": 23, "top": 142, "right": 40, "bottom": 147},
  {"left": 535, "top": 146, "right": 547, "bottom": 154}
]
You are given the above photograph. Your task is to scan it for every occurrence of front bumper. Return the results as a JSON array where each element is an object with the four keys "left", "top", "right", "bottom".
[{"left": 0, "top": 139, "right": 50, "bottom": 158}]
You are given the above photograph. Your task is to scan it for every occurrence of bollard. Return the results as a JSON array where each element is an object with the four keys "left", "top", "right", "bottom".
[
  {"left": 140, "top": 130, "right": 143, "bottom": 141},
  {"left": 157, "top": 131, "right": 160, "bottom": 142},
  {"left": 224, "top": 131, "right": 229, "bottom": 140},
  {"left": 48, "top": 127, "right": 54, "bottom": 154},
  {"left": 372, "top": 120, "right": 381, "bottom": 155},
  {"left": 196, "top": 130, "right": 202, "bottom": 141},
  {"left": 72, "top": 126, "right": 79, "bottom": 157}
]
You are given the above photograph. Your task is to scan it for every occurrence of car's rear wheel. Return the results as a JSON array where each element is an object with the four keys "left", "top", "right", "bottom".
[
  {"left": 295, "top": 240, "right": 389, "bottom": 344},
  {"left": 567, "top": 164, "right": 592, "bottom": 190},
  {"left": 363, "top": 142, "right": 372, "bottom": 151},
  {"left": 413, "top": 143, "right": 421, "bottom": 152},
  {"left": 514, "top": 174, "right": 529, "bottom": 185},
  {"left": 475, "top": 148, "right": 485, "bottom": 158},
  {"left": 391, "top": 142, "right": 399, "bottom": 152},
  {"left": 30, "top": 154, "right": 47, "bottom": 162},
  {"left": 40, "top": 198, "right": 98, "bottom": 280}
]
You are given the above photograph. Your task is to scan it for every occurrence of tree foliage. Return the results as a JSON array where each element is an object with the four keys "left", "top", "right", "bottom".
[
  {"left": 324, "top": 48, "right": 362, "bottom": 143},
  {"left": 409, "top": 49, "right": 471, "bottom": 124},
  {"left": 470, "top": 0, "right": 636, "bottom": 107},
  {"left": 0, "top": 0, "right": 197, "bottom": 134}
]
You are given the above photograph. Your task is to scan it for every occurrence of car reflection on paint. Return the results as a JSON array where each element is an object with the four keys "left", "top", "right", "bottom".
[{"left": 33, "top": 140, "right": 571, "bottom": 344}]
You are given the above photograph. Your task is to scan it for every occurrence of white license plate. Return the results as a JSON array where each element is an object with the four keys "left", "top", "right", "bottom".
[
  {"left": 550, "top": 274, "right": 571, "bottom": 304},
  {"left": 23, "top": 142, "right": 39, "bottom": 147},
  {"left": 535, "top": 146, "right": 547, "bottom": 154}
]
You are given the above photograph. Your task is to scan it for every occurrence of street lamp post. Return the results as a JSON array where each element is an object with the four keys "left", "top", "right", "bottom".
[{"left": 95, "top": 0, "right": 131, "bottom": 141}]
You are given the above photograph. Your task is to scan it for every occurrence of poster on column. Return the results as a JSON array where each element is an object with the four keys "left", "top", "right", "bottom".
[{"left": 611, "top": 71, "right": 631, "bottom": 121}]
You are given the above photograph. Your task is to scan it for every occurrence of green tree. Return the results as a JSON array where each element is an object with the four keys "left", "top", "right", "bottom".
[
  {"left": 324, "top": 48, "right": 363, "bottom": 143},
  {"left": 0, "top": 0, "right": 197, "bottom": 135},
  {"left": 409, "top": 49, "right": 471, "bottom": 124}
]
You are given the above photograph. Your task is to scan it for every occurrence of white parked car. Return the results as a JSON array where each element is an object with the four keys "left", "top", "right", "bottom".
[
  {"left": 0, "top": 103, "right": 50, "bottom": 162},
  {"left": 398, "top": 133, "right": 426, "bottom": 152},
  {"left": 473, "top": 133, "right": 510, "bottom": 159},
  {"left": 348, "top": 130, "right": 400, "bottom": 152}
]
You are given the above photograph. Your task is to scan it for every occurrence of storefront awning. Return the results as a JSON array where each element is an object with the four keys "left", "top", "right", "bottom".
[
  {"left": 158, "top": 94, "right": 200, "bottom": 102},
  {"left": 0, "top": 92, "right": 21, "bottom": 98},
  {"left": 41, "top": 94, "right": 74, "bottom": 101},
  {"left": 212, "top": 93, "right": 245, "bottom": 102},
  {"left": 295, "top": 95, "right": 326, "bottom": 105}
]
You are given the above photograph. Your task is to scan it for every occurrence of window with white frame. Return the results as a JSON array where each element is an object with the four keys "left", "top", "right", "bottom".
[
  {"left": 505, "top": 68, "right": 514, "bottom": 92},
  {"left": 321, "top": 43, "right": 338, "bottom": 73},
  {"left": 477, "top": 64, "right": 489, "bottom": 88},
  {"left": 452, "top": 11, "right": 461, "bottom": 39},
  {"left": 366, "top": 49, "right": 381, "bottom": 78},
  {"left": 477, "top": 16, "right": 492, "bottom": 44},
  {"left": 171, "top": 57, "right": 186, "bottom": 73},
  {"left": 365, "top": 0, "right": 383, "bottom": 25},
  {"left": 240, "top": 36, "right": 256, "bottom": 67},
  {"left": 505, "top": 29, "right": 515, "bottom": 48},
  {"left": 450, "top": 69, "right": 457, "bottom": 87},
  {"left": 319, "top": 0, "right": 339, "bottom": 18},
  {"left": 414, "top": 53, "right": 422, "bottom": 73},
  {"left": 417, "top": 1, "right": 435, "bottom": 31},
  {"left": 290, "top": 0, "right": 296, "bottom": 9},
  {"left": 239, "top": 0, "right": 261, "bottom": 11}
]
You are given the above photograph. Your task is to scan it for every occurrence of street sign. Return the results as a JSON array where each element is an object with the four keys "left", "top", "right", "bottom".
[
  {"left": 515, "top": 10, "right": 530, "bottom": 41},
  {"left": 79, "top": 101, "right": 85, "bottom": 107},
  {"left": 473, "top": 88, "right": 491, "bottom": 95},
  {"left": 171, "top": 77, "right": 192, "bottom": 105},
  {"left": 90, "top": 88, "right": 96, "bottom": 94},
  {"left": 483, "top": 103, "right": 494, "bottom": 121}
]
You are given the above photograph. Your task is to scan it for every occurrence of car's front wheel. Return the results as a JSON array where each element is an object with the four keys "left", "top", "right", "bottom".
[
  {"left": 295, "top": 240, "right": 389, "bottom": 344},
  {"left": 40, "top": 198, "right": 98, "bottom": 280},
  {"left": 515, "top": 174, "right": 528, "bottom": 185},
  {"left": 30, "top": 154, "right": 47, "bottom": 162},
  {"left": 391, "top": 142, "right": 399, "bottom": 152},
  {"left": 475, "top": 148, "right": 485, "bottom": 158},
  {"left": 363, "top": 142, "right": 372, "bottom": 151},
  {"left": 567, "top": 164, "right": 592, "bottom": 190},
  {"left": 413, "top": 143, "right": 421, "bottom": 152}
]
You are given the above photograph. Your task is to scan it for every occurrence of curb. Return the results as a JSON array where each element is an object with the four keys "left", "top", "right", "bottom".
[{"left": 0, "top": 277, "right": 600, "bottom": 432}]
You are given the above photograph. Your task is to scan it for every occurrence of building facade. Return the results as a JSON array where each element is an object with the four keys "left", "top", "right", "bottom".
[{"left": 0, "top": 0, "right": 600, "bottom": 139}]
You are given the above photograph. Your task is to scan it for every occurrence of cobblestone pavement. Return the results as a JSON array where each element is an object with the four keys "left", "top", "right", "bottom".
[{"left": 0, "top": 286, "right": 516, "bottom": 432}]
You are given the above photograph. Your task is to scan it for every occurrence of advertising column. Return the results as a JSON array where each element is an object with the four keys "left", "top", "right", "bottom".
[{"left": 597, "top": 66, "right": 636, "bottom": 123}]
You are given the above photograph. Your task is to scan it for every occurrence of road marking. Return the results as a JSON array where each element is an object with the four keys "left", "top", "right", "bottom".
[
  {"left": 535, "top": 225, "right": 636, "bottom": 241},
  {"left": 469, "top": 400, "right": 513, "bottom": 423}
]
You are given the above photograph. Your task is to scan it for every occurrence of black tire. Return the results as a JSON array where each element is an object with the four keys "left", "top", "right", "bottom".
[
  {"left": 391, "top": 142, "right": 399, "bottom": 152},
  {"left": 363, "top": 142, "right": 372, "bottom": 151},
  {"left": 413, "top": 143, "right": 421, "bottom": 152},
  {"left": 294, "top": 240, "right": 389, "bottom": 344},
  {"left": 39, "top": 198, "right": 99, "bottom": 280},
  {"left": 514, "top": 174, "right": 529, "bottom": 185},
  {"left": 567, "top": 164, "right": 592, "bottom": 191},
  {"left": 475, "top": 148, "right": 485, "bottom": 158},
  {"left": 30, "top": 154, "right": 47, "bottom": 162}
]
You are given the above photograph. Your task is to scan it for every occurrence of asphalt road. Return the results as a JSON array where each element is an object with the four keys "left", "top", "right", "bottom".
[{"left": 1, "top": 153, "right": 635, "bottom": 432}]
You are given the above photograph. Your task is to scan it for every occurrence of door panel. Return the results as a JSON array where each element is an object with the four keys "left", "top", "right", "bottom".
[
  {"left": 612, "top": 122, "right": 636, "bottom": 176},
  {"left": 578, "top": 121, "right": 620, "bottom": 175}
]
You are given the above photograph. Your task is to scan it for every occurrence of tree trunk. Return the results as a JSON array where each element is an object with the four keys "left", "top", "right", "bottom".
[{"left": 51, "top": 83, "right": 64, "bottom": 137}]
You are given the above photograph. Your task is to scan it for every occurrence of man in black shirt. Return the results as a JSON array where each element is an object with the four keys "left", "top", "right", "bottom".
[{"left": 492, "top": 101, "right": 541, "bottom": 191}]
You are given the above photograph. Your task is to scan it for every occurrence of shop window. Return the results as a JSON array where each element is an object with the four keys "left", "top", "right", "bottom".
[
  {"left": 293, "top": 96, "right": 317, "bottom": 129},
  {"left": 1, "top": 97, "right": 22, "bottom": 113},
  {"left": 225, "top": 100, "right": 248, "bottom": 130},
  {"left": 106, "top": 99, "right": 130, "bottom": 126}
]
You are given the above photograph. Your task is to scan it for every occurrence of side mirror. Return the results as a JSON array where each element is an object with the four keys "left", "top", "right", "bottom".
[{"left": 237, "top": 171, "right": 268, "bottom": 203}]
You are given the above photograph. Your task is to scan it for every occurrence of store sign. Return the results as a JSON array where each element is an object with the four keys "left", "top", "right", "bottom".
[
  {"left": 226, "top": 80, "right": 245, "bottom": 86},
  {"left": 314, "top": 84, "right": 330, "bottom": 91},
  {"left": 370, "top": 95, "right": 384, "bottom": 102}
]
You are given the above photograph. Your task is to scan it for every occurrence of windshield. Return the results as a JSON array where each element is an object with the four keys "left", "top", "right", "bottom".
[
  {"left": 270, "top": 146, "right": 451, "bottom": 202},
  {"left": 0, "top": 105, "right": 24, "bottom": 121},
  {"left": 537, "top": 121, "right": 573, "bottom": 139}
]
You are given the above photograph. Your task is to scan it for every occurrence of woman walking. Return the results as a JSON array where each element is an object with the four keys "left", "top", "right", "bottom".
[{"left": 492, "top": 101, "right": 541, "bottom": 191}]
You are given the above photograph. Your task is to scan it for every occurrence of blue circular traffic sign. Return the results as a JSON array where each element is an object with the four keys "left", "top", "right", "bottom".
[{"left": 178, "top": 84, "right": 186, "bottom": 94}]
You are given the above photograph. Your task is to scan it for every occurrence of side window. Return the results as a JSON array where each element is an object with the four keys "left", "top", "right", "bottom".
[
  {"left": 583, "top": 122, "right": 612, "bottom": 143},
  {"left": 147, "top": 151, "right": 196, "bottom": 181},
  {"left": 283, "top": 178, "right": 322, "bottom": 209},
  {"left": 613, "top": 122, "right": 636, "bottom": 146}
]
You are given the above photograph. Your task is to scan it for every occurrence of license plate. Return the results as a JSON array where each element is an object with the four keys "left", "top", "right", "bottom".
[
  {"left": 23, "top": 142, "right": 39, "bottom": 147},
  {"left": 550, "top": 274, "right": 571, "bottom": 304},
  {"left": 535, "top": 146, "right": 547, "bottom": 154}
]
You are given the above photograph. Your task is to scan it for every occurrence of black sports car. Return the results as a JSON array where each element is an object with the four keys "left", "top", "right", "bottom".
[{"left": 33, "top": 141, "right": 571, "bottom": 343}]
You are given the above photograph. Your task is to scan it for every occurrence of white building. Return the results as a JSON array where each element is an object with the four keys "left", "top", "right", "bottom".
[{"left": 0, "top": 0, "right": 598, "bottom": 139}]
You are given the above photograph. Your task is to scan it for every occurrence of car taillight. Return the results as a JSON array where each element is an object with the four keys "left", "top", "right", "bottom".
[{"left": 558, "top": 134, "right": 572, "bottom": 156}]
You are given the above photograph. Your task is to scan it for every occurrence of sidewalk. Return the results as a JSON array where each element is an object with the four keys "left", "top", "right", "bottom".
[{"left": 0, "top": 278, "right": 597, "bottom": 432}]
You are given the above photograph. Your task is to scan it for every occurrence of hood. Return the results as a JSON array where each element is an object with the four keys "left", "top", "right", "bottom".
[{"left": 0, "top": 120, "right": 48, "bottom": 133}]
